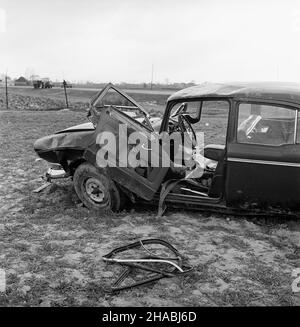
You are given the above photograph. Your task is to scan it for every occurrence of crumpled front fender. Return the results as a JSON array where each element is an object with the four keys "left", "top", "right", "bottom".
[{"left": 34, "top": 130, "right": 94, "bottom": 153}]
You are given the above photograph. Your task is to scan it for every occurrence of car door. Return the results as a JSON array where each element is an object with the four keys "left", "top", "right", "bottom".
[
  {"left": 84, "top": 84, "right": 169, "bottom": 201},
  {"left": 226, "top": 100, "right": 300, "bottom": 209}
]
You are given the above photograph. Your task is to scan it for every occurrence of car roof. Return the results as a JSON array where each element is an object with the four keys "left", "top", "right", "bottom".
[{"left": 168, "top": 82, "right": 300, "bottom": 105}]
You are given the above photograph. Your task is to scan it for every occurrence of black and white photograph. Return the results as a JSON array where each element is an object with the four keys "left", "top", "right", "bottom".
[{"left": 0, "top": 0, "right": 300, "bottom": 312}]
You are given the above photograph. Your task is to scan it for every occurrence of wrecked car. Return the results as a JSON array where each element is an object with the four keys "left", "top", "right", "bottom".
[{"left": 34, "top": 82, "right": 300, "bottom": 217}]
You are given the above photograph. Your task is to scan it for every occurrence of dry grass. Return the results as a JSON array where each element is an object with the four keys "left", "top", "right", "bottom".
[
  {"left": 0, "top": 110, "right": 300, "bottom": 306},
  {"left": 2, "top": 86, "right": 168, "bottom": 114}
]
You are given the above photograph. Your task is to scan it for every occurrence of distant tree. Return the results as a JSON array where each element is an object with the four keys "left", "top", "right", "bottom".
[
  {"left": 0, "top": 74, "right": 12, "bottom": 82},
  {"left": 25, "top": 67, "right": 34, "bottom": 81},
  {"left": 30, "top": 74, "right": 40, "bottom": 81}
]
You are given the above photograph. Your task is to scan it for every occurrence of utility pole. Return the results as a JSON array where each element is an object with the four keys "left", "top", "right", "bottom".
[
  {"left": 5, "top": 75, "right": 8, "bottom": 110},
  {"left": 150, "top": 63, "right": 154, "bottom": 90},
  {"left": 63, "top": 79, "right": 69, "bottom": 108}
]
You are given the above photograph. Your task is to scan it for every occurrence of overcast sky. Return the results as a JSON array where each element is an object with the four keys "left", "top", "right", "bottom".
[{"left": 1, "top": 0, "right": 300, "bottom": 83}]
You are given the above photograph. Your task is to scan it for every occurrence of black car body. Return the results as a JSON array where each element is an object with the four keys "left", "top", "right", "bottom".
[{"left": 34, "top": 82, "right": 300, "bottom": 217}]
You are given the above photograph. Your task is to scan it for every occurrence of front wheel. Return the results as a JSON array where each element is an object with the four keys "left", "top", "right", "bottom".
[{"left": 73, "top": 163, "right": 121, "bottom": 213}]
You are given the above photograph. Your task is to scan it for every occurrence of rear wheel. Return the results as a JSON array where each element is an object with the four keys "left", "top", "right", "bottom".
[{"left": 73, "top": 163, "right": 121, "bottom": 212}]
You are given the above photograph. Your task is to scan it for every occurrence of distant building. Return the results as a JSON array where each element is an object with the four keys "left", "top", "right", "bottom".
[{"left": 14, "top": 76, "right": 30, "bottom": 86}]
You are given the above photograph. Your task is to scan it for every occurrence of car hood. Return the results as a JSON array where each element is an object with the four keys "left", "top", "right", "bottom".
[
  {"left": 34, "top": 124, "right": 95, "bottom": 154},
  {"left": 55, "top": 122, "right": 95, "bottom": 134},
  {"left": 34, "top": 114, "right": 162, "bottom": 155},
  {"left": 56, "top": 118, "right": 162, "bottom": 134}
]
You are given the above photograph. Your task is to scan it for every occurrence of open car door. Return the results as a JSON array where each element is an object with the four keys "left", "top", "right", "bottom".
[{"left": 84, "top": 84, "right": 169, "bottom": 201}]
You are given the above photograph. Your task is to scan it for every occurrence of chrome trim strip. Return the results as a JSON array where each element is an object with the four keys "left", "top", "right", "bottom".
[{"left": 228, "top": 157, "right": 300, "bottom": 168}]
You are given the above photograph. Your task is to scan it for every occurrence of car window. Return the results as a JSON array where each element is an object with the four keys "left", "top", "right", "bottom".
[
  {"left": 93, "top": 87, "right": 152, "bottom": 130},
  {"left": 95, "top": 88, "right": 141, "bottom": 114},
  {"left": 237, "top": 103, "right": 296, "bottom": 146},
  {"left": 169, "top": 100, "right": 229, "bottom": 145},
  {"left": 193, "top": 101, "right": 229, "bottom": 145},
  {"left": 170, "top": 101, "right": 201, "bottom": 120}
]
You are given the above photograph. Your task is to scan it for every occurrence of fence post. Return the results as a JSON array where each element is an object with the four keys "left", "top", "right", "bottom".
[
  {"left": 63, "top": 79, "right": 69, "bottom": 108},
  {"left": 5, "top": 75, "right": 8, "bottom": 110}
]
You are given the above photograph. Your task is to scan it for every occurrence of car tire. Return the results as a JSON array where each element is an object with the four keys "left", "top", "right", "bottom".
[{"left": 73, "top": 162, "right": 121, "bottom": 213}]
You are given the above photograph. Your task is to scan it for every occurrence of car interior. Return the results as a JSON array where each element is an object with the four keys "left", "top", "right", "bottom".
[
  {"left": 237, "top": 103, "right": 296, "bottom": 146},
  {"left": 90, "top": 86, "right": 228, "bottom": 200},
  {"left": 162, "top": 101, "right": 228, "bottom": 199}
]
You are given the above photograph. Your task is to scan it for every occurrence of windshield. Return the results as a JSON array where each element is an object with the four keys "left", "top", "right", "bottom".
[{"left": 170, "top": 101, "right": 201, "bottom": 120}]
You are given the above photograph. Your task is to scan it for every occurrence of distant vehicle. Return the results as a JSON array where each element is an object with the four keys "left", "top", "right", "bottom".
[
  {"left": 33, "top": 80, "right": 53, "bottom": 89},
  {"left": 33, "top": 80, "right": 43, "bottom": 89},
  {"left": 44, "top": 81, "right": 53, "bottom": 88}
]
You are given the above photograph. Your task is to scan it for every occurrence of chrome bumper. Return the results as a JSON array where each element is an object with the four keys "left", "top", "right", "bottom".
[
  {"left": 45, "top": 167, "right": 68, "bottom": 180},
  {"left": 33, "top": 161, "right": 70, "bottom": 193}
]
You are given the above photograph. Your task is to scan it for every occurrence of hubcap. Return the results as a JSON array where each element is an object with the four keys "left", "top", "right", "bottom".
[{"left": 85, "top": 178, "right": 105, "bottom": 203}]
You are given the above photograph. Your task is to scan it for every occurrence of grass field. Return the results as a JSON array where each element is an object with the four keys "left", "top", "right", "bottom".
[
  {"left": 1, "top": 86, "right": 170, "bottom": 114},
  {"left": 0, "top": 109, "right": 300, "bottom": 306}
]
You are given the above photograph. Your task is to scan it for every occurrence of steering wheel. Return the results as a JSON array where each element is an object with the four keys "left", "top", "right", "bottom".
[{"left": 178, "top": 114, "right": 197, "bottom": 148}]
